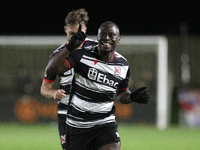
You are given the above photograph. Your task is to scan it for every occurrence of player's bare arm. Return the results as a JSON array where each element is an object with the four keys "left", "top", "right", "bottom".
[
  {"left": 115, "top": 88, "right": 132, "bottom": 104},
  {"left": 46, "top": 46, "right": 70, "bottom": 75},
  {"left": 115, "top": 87, "right": 150, "bottom": 104},
  {"left": 40, "top": 80, "right": 66, "bottom": 100}
]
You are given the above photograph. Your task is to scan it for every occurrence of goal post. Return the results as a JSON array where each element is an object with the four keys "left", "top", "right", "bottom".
[
  {"left": 121, "top": 36, "right": 168, "bottom": 130},
  {"left": 0, "top": 35, "right": 168, "bottom": 129}
]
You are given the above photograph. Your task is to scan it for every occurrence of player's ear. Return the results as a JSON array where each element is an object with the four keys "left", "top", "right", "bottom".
[
  {"left": 64, "top": 26, "right": 67, "bottom": 33},
  {"left": 84, "top": 27, "right": 87, "bottom": 33},
  {"left": 117, "top": 36, "right": 121, "bottom": 43},
  {"left": 80, "top": 23, "right": 87, "bottom": 33}
]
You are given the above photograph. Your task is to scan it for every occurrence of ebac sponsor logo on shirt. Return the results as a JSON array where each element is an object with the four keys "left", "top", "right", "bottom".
[{"left": 88, "top": 68, "right": 118, "bottom": 88}]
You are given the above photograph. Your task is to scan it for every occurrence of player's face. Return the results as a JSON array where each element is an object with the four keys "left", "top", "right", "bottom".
[
  {"left": 64, "top": 23, "right": 87, "bottom": 43},
  {"left": 97, "top": 24, "right": 120, "bottom": 53}
]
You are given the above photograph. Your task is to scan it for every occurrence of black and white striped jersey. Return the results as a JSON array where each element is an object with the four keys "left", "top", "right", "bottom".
[
  {"left": 43, "top": 38, "right": 98, "bottom": 116},
  {"left": 65, "top": 47, "right": 130, "bottom": 128}
]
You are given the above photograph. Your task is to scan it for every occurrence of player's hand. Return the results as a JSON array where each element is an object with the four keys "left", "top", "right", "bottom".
[
  {"left": 130, "top": 87, "right": 150, "bottom": 104},
  {"left": 53, "top": 89, "right": 66, "bottom": 100},
  {"left": 66, "top": 24, "right": 87, "bottom": 52}
]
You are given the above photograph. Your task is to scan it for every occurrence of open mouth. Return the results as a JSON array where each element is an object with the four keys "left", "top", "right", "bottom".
[{"left": 101, "top": 42, "right": 111, "bottom": 47}]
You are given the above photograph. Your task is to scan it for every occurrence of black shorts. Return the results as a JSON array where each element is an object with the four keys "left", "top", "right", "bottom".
[
  {"left": 58, "top": 116, "right": 66, "bottom": 149},
  {"left": 66, "top": 122, "right": 120, "bottom": 150},
  {"left": 57, "top": 103, "right": 68, "bottom": 149}
]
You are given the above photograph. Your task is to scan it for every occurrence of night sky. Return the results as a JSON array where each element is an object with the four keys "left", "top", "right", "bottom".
[{"left": 1, "top": 0, "right": 200, "bottom": 35}]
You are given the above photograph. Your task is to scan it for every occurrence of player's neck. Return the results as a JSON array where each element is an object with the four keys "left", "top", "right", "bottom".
[{"left": 98, "top": 49, "right": 115, "bottom": 62}]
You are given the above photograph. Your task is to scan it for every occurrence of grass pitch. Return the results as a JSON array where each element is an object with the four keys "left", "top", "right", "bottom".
[
  {"left": 118, "top": 124, "right": 200, "bottom": 150},
  {"left": 0, "top": 123, "right": 200, "bottom": 150}
]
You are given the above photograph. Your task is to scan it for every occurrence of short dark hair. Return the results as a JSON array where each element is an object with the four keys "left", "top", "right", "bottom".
[
  {"left": 65, "top": 8, "right": 89, "bottom": 26},
  {"left": 100, "top": 21, "right": 120, "bottom": 35}
]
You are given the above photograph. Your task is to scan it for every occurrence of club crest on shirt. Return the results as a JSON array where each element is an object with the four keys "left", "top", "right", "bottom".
[{"left": 114, "top": 66, "right": 121, "bottom": 77}]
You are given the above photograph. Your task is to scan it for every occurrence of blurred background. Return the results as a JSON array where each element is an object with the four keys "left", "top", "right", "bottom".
[{"left": 1, "top": 0, "right": 200, "bottom": 128}]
